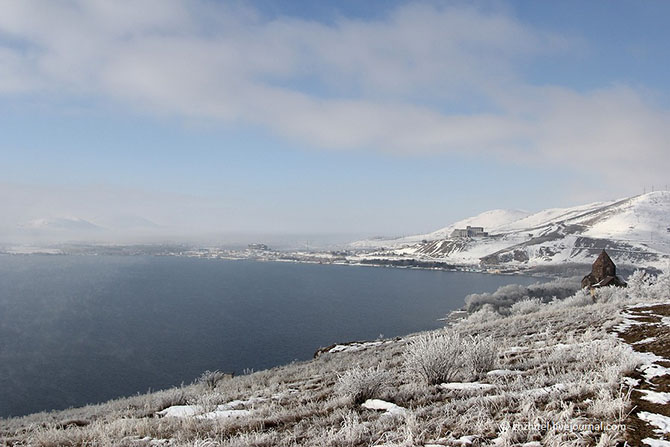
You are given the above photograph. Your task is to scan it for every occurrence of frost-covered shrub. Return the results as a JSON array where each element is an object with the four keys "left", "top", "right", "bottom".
[
  {"left": 588, "top": 387, "right": 633, "bottom": 422},
  {"left": 404, "top": 330, "right": 498, "bottom": 384},
  {"left": 404, "top": 331, "right": 465, "bottom": 384},
  {"left": 618, "top": 268, "right": 670, "bottom": 303},
  {"left": 335, "top": 366, "right": 390, "bottom": 404},
  {"left": 550, "top": 289, "right": 594, "bottom": 308},
  {"left": 467, "top": 336, "right": 498, "bottom": 379},
  {"left": 592, "top": 286, "right": 629, "bottom": 304},
  {"left": 463, "top": 304, "right": 502, "bottom": 325},
  {"left": 626, "top": 269, "right": 655, "bottom": 297},
  {"left": 510, "top": 298, "right": 543, "bottom": 315},
  {"left": 464, "top": 277, "right": 580, "bottom": 313},
  {"left": 464, "top": 284, "right": 527, "bottom": 313},
  {"left": 198, "top": 370, "right": 229, "bottom": 390},
  {"left": 334, "top": 411, "right": 370, "bottom": 445},
  {"left": 649, "top": 269, "right": 670, "bottom": 301},
  {"left": 592, "top": 339, "right": 640, "bottom": 377},
  {"left": 155, "top": 387, "right": 189, "bottom": 410}
]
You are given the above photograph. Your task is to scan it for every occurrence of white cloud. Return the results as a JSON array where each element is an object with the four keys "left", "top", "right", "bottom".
[{"left": 0, "top": 0, "right": 668, "bottom": 189}]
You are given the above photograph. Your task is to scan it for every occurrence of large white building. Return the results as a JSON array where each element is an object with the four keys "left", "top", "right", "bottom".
[{"left": 451, "top": 226, "right": 488, "bottom": 238}]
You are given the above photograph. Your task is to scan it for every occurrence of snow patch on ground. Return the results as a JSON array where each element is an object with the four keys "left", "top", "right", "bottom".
[
  {"left": 157, "top": 396, "right": 269, "bottom": 419},
  {"left": 157, "top": 404, "right": 251, "bottom": 419},
  {"left": 636, "top": 351, "right": 669, "bottom": 364},
  {"left": 630, "top": 348, "right": 670, "bottom": 381},
  {"left": 487, "top": 369, "right": 523, "bottom": 377},
  {"left": 328, "top": 340, "right": 390, "bottom": 354},
  {"left": 639, "top": 412, "right": 670, "bottom": 434},
  {"left": 623, "top": 377, "right": 640, "bottom": 387},
  {"left": 629, "top": 302, "right": 670, "bottom": 309},
  {"left": 639, "top": 390, "right": 670, "bottom": 405},
  {"left": 361, "top": 399, "right": 407, "bottom": 416},
  {"left": 156, "top": 405, "right": 199, "bottom": 418},
  {"left": 122, "top": 436, "right": 171, "bottom": 446},
  {"left": 439, "top": 382, "right": 496, "bottom": 391},
  {"left": 614, "top": 313, "right": 650, "bottom": 332},
  {"left": 197, "top": 408, "right": 250, "bottom": 420},
  {"left": 640, "top": 364, "right": 670, "bottom": 381},
  {"left": 643, "top": 438, "right": 670, "bottom": 447}
]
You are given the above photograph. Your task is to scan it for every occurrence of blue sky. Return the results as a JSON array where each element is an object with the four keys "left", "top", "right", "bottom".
[{"left": 1, "top": 0, "right": 669, "bottom": 244}]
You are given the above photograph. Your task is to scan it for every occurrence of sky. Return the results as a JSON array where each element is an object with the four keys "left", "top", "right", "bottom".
[{"left": 1, "top": 0, "right": 669, "bottom": 246}]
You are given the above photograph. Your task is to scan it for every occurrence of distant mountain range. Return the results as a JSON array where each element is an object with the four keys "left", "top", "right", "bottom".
[
  {"left": 20, "top": 217, "right": 103, "bottom": 232},
  {"left": 18, "top": 215, "right": 165, "bottom": 232},
  {"left": 6, "top": 215, "right": 165, "bottom": 246},
  {"left": 351, "top": 192, "right": 670, "bottom": 270}
]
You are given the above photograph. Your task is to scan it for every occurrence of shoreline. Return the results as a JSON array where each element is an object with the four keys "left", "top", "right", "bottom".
[{"left": 0, "top": 247, "right": 575, "bottom": 279}]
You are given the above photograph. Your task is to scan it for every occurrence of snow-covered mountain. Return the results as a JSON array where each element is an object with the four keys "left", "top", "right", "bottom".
[
  {"left": 351, "top": 192, "right": 670, "bottom": 270},
  {"left": 350, "top": 209, "right": 531, "bottom": 249},
  {"left": 20, "top": 217, "right": 103, "bottom": 231},
  {"left": 9, "top": 215, "right": 168, "bottom": 245}
]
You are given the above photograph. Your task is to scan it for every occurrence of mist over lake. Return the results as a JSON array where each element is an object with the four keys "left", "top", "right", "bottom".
[{"left": 0, "top": 255, "right": 541, "bottom": 418}]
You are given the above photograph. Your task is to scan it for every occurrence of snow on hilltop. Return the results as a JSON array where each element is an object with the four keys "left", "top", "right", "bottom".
[
  {"left": 351, "top": 191, "right": 670, "bottom": 270},
  {"left": 350, "top": 209, "right": 531, "bottom": 249},
  {"left": 20, "top": 217, "right": 102, "bottom": 231}
]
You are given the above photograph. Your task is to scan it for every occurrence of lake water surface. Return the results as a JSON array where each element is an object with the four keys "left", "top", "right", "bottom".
[{"left": 0, "top": 255, "right": 542, "bottom": 418}]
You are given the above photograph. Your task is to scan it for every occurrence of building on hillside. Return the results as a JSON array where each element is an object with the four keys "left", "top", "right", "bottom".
[
  {"left": 581, "top": 250, "right": 627, "bottom": 290},
  {"left": 451, "top": 226, "right": 488, "bottom": 238},
  {"left": 467, "top": 226, "right": 487, "bottom": 236}
]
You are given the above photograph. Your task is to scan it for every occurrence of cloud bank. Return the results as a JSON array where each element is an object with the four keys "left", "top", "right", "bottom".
[{"left": 1, "top": 1, "right": 668, "bottom": 191}]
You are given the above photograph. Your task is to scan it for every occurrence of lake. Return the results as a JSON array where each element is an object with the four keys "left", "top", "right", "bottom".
[{"left": 0, "top": 255, "right": 542, "bottom": 418}]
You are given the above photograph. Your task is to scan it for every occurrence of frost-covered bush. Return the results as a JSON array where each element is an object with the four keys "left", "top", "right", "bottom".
[
  {"left": 464, "top": 277, "right": 580, "bottom": 313},
  {"left": 404, "top": 330, "right": 498, "bottom": 384},
  {"left": 588, "top": 387, "right": 633, "bottom": 422},
  {"left": 591, "top": 285, "right": 629, "bottom": 304},
  {"left": 467, "top": 336, "right": 498, "bottom": 379},
  {"left": 335, "top": 366, "right": 390, "bottom": 404},
  {"left": 198, "top": 370, "right": 229, "bottom": 390},
  {"left": 463, "top": 304, "right": 502, "bottom": 325},
  {"left": 464, "top": 284, "right": 527, "bottom": 313},
  {"left": 334, "top": 411, "right": 370, "bottom": 445},
  {"left": 626, "top": 269, "right": 655, "bottom": 297},
  {"left": 644, "top": 269, "right": 670, "bottom": 302},
  {"left": 615, "top": 268, "right": 670, "bottom": 303},
  {"left": 510, "top": 298, "right": 543, "bottom": 315},
  {"left": 550, "top": 289, "right": 594, "bottom": 309}
]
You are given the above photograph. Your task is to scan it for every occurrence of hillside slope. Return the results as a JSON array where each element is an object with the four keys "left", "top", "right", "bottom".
[{"left": 351, "top": 192, "right": 670, "bottom": 270}]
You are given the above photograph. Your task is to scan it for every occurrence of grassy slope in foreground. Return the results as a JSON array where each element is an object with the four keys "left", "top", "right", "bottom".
[{"left": 2, "top": 272, "right": 670, "bottom": 446}]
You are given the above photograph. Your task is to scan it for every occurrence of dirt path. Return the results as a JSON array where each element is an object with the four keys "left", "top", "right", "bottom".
[{"left": 616, "top": 303, "right": 670, "bottom": 446}]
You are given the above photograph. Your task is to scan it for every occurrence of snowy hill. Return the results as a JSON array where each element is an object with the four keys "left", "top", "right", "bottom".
[
  {"left": 20, "top": 217, "right": 103, "bottom": 231},
  {"left": 351, "top": 192, "right": 670, "bottom": 270},
  {"left": 350, "top": 209, "right": 531, "bottom": 249}
]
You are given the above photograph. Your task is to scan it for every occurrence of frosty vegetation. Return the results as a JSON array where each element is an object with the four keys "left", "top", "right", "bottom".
[
  {"left": 464, "top": 277, "right": 581, "bottom": 314},
  {"left": 199, "top": 371, "right": 231, "bottom": 391},
  {"left": 335, "top": 366, "right": 390, "bottom": 405},
  {"left": 2, "top": 269, "right": 669, "bottom": 446},
  {"left": 403, "top": 331, "right": 497, "bottom": 384}
]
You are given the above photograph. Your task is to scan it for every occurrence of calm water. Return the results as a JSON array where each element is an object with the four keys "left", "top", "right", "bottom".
[{"left": 0, "top": 255, "right": 541, "bottom": 418}]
